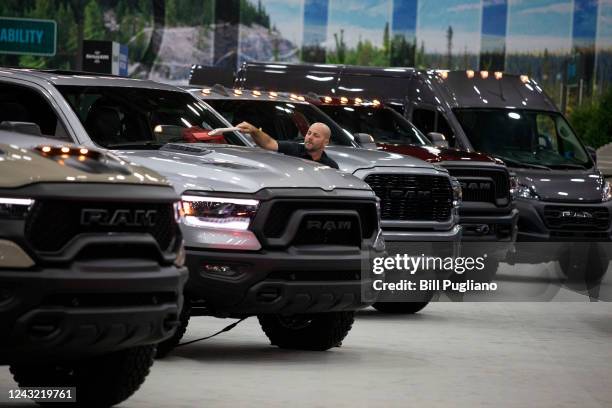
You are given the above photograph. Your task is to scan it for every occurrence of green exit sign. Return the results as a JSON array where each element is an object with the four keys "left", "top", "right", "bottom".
[{"left": 0, "top": 17, "right": 56, "bottom": 56}]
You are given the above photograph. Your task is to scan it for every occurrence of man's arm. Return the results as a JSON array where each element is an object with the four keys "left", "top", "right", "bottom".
[{"left": 236, "top": 121, "right": 278, "bottom": 151}]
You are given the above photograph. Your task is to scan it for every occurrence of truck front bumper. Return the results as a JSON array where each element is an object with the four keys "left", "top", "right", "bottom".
[
  {"left": 185, "top": 245, "right": 384, "bottom": 317},
  {"left": 0, "top": 261, "right": 188, "bottom": 363}
]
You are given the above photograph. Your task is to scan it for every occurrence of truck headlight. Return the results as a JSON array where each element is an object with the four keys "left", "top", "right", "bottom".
[
  {"left": 516, "top": 183, "right": 539, "bottom": 200},
  {"left": 450, "top": 177, "right": 462, "bottom": 207},
  {"left": 180, "top": 195, "right": 258, "bottom": 229},
  {"left": 602, "top": 179, "right": 612, "bottom": 202},
  {"left": 179, "top": 195, "right": 261, "bottom": 250},
  {"left": 0, "top": 198, "right": 34, "bottom": 219}
]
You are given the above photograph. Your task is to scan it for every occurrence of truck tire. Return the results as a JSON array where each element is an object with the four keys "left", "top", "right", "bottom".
[
  {"left": 155, "top": 299, "right": 192, "bottom": 358},
  {"left": 258, "top": 311, "right": 354, "bottom": 351},
  {"left": 372, "top": 290, "right": 434, "bottom": 314},
  {"left": 10, "top": 345, "right": 155, "bottom": 407}
]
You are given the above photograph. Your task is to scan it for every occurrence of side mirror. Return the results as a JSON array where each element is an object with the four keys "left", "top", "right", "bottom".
[
  {"left": 0, "top": 121, "right": 42, "bottom": 136},
  {"left": 427, "top": 132, "right": 449, "bottom": 148},
  {"left": 586, "top": 146, "right": 597, "bottom": 163},
  {"left": 354, "top": 133, "right": 377, "bottom": 150}
]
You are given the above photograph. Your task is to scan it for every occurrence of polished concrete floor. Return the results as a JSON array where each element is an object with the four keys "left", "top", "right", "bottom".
[{"left": 1, "top": 270, "right": 611, "bottom": 407}]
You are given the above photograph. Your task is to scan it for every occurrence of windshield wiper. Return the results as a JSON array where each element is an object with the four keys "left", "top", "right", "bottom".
[
  {"left": 548, "top": 163, "right": 588, "bottom": 170},
  {"left": 497, "top": 157, "right": 551, "bottom": 170}
]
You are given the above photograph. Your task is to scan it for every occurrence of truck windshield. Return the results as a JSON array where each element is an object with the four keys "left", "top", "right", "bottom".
[
  {"left": 205, "top": 99, "right": 357, "bottom": 146},
  {"left": 319, "top": 105, "right": 431, "bottom": 146},
  {"left": 454, "top": 109, "right": 593, "bottom": 169},
  {"left": 58, "top": 86, "right": 246, "bottom": 149}
]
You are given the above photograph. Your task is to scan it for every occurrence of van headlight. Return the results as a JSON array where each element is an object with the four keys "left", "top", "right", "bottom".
[
  {"left": 450, "top": 177, "right": 462, "bottom": 207},
  {"left": 602, "top": 180, "right": 612, "bottom": 202},
  {"left": 516, "top": 183, "right": 539, "bottom": 200},
  {"left": 179, "top": 195, "right": 261, "bottom": 250}
]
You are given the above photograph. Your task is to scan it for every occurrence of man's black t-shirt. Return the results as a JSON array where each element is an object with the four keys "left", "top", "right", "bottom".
[{"left": 277, "top": 141, "right": 340, "bottom": 169}]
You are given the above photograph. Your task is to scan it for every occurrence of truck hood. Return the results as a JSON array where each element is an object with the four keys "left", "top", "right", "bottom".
[
  {"left": 325, "top": 145, "right": 441, "bottom": 173},
  {"left": 514, "top": 168, "right": 605, "bottom": 203},
  {"left": 115, "top": 144, "right": 372, "bottom": 194},
  {"left": 0, "top": 133, "right": 169, "bottom": 189},
  {"left": 375, "top": 143, "right": 498, "bottom": 164}
]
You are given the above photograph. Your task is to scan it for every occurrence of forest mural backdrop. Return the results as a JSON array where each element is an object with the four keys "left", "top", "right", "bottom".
[{"left": 1, "top": 0, "right": 611, "bottom": 106}]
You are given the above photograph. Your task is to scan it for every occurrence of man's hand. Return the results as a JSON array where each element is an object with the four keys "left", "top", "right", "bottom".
[
  {"left": 236, "top": 121, "right": 259, "bottom": 135},
  {"left": 235, "top": 121, "right": 278, "bottom": 151}
]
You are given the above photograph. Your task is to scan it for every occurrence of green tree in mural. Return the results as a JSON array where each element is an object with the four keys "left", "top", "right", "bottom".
[
  {"left": 332, "top": 29, "right": 347, "bottom": 64},
  {"left": 542, "top": 48, "right": 551, "bottom": 82},
  {"left": 240, "top": 0, "right": 271, "bottom": 28},
  {"left": 446, "top": 26, "right": 453, "bottom": 69},
  {"left": 116, "top": 0, "right": 128, "bottom": 23},
  {"left": 18, "top": 0, "right": 55, "bottom": 68},
  {"left": 570, "top": 88, "right": 612, "bottom": 149},
  {"left": 166, "top": 0, "right": 178, "bottom": 26},
  {"left": 414, "top": 40, "right": 427, "bottom": 68},
  {"left": 31, "top": 0, "right": 53, "bottom": 18},
  {"left": 383, "top": 22, "right": 390, "bottom": 60},
  {"left": 84, "top": 0, "right": 105, "bottom": 40},
  {"left": 390, "top": 35, "right": 415, "bottom": 67}
]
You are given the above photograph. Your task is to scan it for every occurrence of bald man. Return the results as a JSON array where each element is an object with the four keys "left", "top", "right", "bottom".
[{"left": 236, "top": 121, "right": 340, "bottom": 169}]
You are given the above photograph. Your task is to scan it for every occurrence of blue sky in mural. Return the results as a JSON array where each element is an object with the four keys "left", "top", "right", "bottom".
[
  {"left": 327, "top": 0, "right": 392, "bottom": 48},
  {"left": 596, "top": 0, "right": 612, "bottom": 50},
  {"left": 482, "top": 0, "right": 507, "bottom": 38},
  {"left": 416, "top": 0, "right": 481, "bottom": 53},
  {"left": 392, "top": 0, "right": 417, "bottom": 38},
  {"left": 481, "top": 0, "right": 507, "bottom": 54},
  {"left": 506, "top": 0, "right": 573, "bottom": 53},
  {"left": 596, "top": 0, "right": 612, "bottom": 85},
  {"left": 258, "top": 0, "right": 304, "bottom": 44},
  {"left": 303, "top": 0, "right": 328, "bottom": 47},
  {"left": 572, "top": 0, "right": 598, "bottom": 47}
]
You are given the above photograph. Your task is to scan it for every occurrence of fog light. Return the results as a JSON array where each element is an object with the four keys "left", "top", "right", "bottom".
[
  {"left": 202, "top": 263, "right": 243, "bottom": 278},
  {"left": 0, "top": 239, "right": 35, "bottom": 268}
]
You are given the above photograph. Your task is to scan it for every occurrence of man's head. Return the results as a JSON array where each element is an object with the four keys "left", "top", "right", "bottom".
[{"left": 304, "top": 122, "right": 331, "bottom": 154}]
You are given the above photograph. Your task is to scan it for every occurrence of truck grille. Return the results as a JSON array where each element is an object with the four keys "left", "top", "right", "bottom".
[
  {"left": 263, "top": 200, "right": 378, "bottom": 239},
  {"left": 543, "top": 206, "right": 610, "bottom": 231},
  {"left": 446, "top": 167, "right": 509, "bottom": 204},
  {"left": 24, "top": 200, "right": 177, "bottom": 252},
  {"left": 292, "top": 213, "right": 362, "bottom": 246},
  {"left": 364, "top": 174, "right": 452, "bottom": 221}
]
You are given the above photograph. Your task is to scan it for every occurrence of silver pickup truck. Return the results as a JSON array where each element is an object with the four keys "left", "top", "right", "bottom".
[{"left": 0, "top": 68, "right": 390, "bottom": 356}]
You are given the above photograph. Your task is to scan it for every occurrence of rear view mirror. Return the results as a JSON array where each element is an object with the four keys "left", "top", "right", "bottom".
[
  {"left": 354, "top": 133, "right": 377, "bottom": 150},
  {"left": 586, "top": 146, "right": 597, "bottom": 163},
  {"left": 153, "top": 124, "right": 183, "bottom": 142},
  {"left": 427, "top": 132, "right": 449, "bottom": 148}
]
